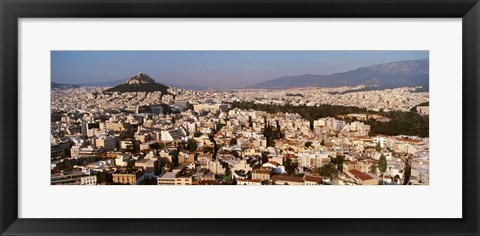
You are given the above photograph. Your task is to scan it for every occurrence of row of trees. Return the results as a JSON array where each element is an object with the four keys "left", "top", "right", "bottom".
[
  {"left": 231, "top": 101, "right": 428, "bottom": 137},
  {"left": 262, "top": 117, "right": 284, "bottom": 147},
  {"left": 366, "top": 110, "right": 429, "bottom": 137}
]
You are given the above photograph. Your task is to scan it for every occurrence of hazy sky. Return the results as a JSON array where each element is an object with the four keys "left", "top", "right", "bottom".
[{"left": 51, "top": 51, "right": 428, "bottom": 89}]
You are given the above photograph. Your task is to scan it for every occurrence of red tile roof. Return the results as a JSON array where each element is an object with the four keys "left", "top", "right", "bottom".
[
  {"left": 265, "top": 161, "right": 281, "bottom": 166},
  {"left": 395, "top": 138, "right": 422, "bottom": 143},
  {"left": 271, "top": 175, "right": 304, "bottom": 183},
  {"left": 252, "top": 168, "right": 272, "bottom": 174},
  {"left": 304, "top": 175, "right": 322, "bottom": 183},
  {"left": 349, "top": 169, "right": 374, "bottom": 181}
]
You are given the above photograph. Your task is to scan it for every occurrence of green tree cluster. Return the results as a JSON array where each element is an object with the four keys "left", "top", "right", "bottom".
[
  {"left": 378, "top": 154, "right": 387, "bottom": 175},
  {"left": 284, "top": 158, "right": 298, "bottom": 175},
  {"left": 187, "top": 138, "right": 197, "bottom": 152},
  {"left": 231, "top": 101, "right": 428, "bottom": 137},
  {"left": 263, "top": 117, "right": 276, "bottom": 147},
  {"left": 230, "top": 138, "right": 238, "bottom": 146},
  {"left": 95, "top": 171, "right": 112, "bottom": 183},
  {"left": 316, "top": 164, "right": 338, "bottom": 179},
  {"left": 335, "top": 155, "right": 344, "bottom": 172}
]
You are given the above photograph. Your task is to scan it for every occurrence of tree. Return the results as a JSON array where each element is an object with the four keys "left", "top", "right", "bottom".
[
  {"left": 304, "top": 142, "right": 313, "bottom": 148},
  {"left": 378, "top": 154, "right": 387, "bottom": 175},
  {"left": 261, "top": 152, "right": 269, "bottom": 164},
  {"left": 403, "top": 165, "right": 411, "bottom": 185},
  {"left": 264, "top": 125, "right": 275, "bottom": 147},
  {"left": 177, "top": 141, "right": 185, "bottom": 152},
  {"left": 225, "top": 166, "right": 231, "bottom": 177},
  {"left": 267, "top": 135, "right": 275, "bottom": 147},
  {"left": 284, "top": 158, "right": 298, "bottom": 175},
  {"left": 231, "top": 101, "right": 429, "bottom": 138},
  {"left": 275, "top": 120, "right": 283, "bottom": 139},
  {"left": 187, "top": 138, "right": 197, "bottom": 152},
  {"left": 335, "top": 155, "right": 344, "bottom": 172},
  {"left": 403, "top": 156, "right": 412, "bottom": 185},
  {"left": 230, "top": 137, "right": 237, "bottom": 146},
  {"left": 95, "top": 171, "right": 112, "bottom": 183},
  {"left": 216, "top": 123, "right": 225, "bottom": 132},
  {"left": 375, "top": 142, "right": 381, "bottom": 152},
  {"left": 369, "top": 163, "right": 378, "bottom": 174},
  {"left": 262, "top": 117, "right": 277, "bottom": 147},
  {"left": 208, "top": 130, "right": 219, "bottom": 159},
  {"left": 317, "top": 164, "right": 338, "bottom": 179}
]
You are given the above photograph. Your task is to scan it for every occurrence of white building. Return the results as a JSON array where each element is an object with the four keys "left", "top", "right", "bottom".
[
  {"left": 416, "top": 106, "right": 429, "bottom": 115},
  {"left": 208, "top": 160, "right": 226, "bottom": 175},
  {"left": 237, "top": 179, "right": 262, "bottom": 185},
  {"left": 95, "top": 136, "right": 116, "bottom": 152},
  {"left": 160, "top": 127, "right": 186, "bottom": 142},
  {"left": 80, "top": 175, "right": 97, "bottom": 185},
  {"left": 157, "top": 172, "right": 192, "bottom": 185},
  {"left": 373, "top": 136, "right": 388, "bottom": 148},
  {"left": 115, "top": 154, "right": 132, "bottom": 167},
  {"left": 262, "top": 161, "right": 286, "bottom": 174},
  {"left": 157, "top": 172, "right": 176, "bottom": 185},
  {"left": 298, "top": 151, "right": 329, "bottom": 168}
]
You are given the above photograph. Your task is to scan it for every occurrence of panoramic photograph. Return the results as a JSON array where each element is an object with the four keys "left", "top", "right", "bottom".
[{"left": 50, "top": 51, "right": 429, "bottom": 185}]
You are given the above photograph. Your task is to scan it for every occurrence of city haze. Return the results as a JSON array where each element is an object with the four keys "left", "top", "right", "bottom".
[{"left": 51, "top": 51, "right": 428, "bottom": 89}]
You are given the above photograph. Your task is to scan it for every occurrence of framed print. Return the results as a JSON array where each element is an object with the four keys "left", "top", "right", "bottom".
[{"left": 1, "top": 0, "right": 479, "bottom": 235}]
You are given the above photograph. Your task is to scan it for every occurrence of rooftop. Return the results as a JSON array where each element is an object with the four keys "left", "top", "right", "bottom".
[
  {"left": 160, "top": 172, "right": 176, "bottom": 179},
  {"left": 252, "top": 168, "right": 272, "bottom": 174},
  {"left": 304, "top": 175, "right": 322, "bottom": 183},
  {"left": 271, "top": 175, "right": 304, "bottom": 183},
  {"left": 349, "top": 169, "right": 374, "bottom": 181}
]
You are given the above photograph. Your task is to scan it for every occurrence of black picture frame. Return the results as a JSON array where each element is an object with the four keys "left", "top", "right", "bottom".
[{"left": 1, "top": 0, "right": 479, "bottom": 235}]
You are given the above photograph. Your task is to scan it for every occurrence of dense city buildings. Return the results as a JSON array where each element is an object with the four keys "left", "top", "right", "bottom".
[{"left": 51, "top": 72, "right": 429, "bottom": 185}]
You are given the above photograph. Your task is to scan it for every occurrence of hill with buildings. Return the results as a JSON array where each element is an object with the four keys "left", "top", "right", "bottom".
[{"left": 104, "top": 72, "right": 171, "bottom": 94}]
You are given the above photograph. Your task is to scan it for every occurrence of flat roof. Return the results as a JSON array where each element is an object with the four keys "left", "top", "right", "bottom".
[{"left": 160, "top": 172, "right": 176, "bottom": 179}]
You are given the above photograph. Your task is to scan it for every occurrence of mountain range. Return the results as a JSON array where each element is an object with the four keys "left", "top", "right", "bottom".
[
  {"left": 51, "top": 82, "right": 81, "bottom": 89},
  {"left": 78, "top": 80, "right": 124, "bottom": 87},
  {"left": 247, "top": 59, "right": 429, "bottom": 90}
]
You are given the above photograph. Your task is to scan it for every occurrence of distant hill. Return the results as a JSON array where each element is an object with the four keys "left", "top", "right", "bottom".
[
  {"left": 80, "top": 80, "right": 208, "bottom": 90},
  {"left": 247, "top": 59, "right": 429, "bottom": 90},
  {"left": 166, "top": 83, "right": 209, "bottom": 91},
  {"left": 79, "top": 80, "right": 124, "bottom": 87},
  {"left": 104, "top": 73, "right": 171, "bottom": 94},
  {"left": 51, "top": 82, "right": 81, "bottom": 89}
]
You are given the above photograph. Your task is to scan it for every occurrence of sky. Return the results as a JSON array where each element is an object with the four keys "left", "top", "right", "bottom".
[{"left": 51, "top": 51, "right": 428, "bottom": 89}]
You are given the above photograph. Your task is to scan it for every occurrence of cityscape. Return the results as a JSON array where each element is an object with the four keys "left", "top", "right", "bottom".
[{"left": 51, "top": 51, "right": 429, "bottom": 185}]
